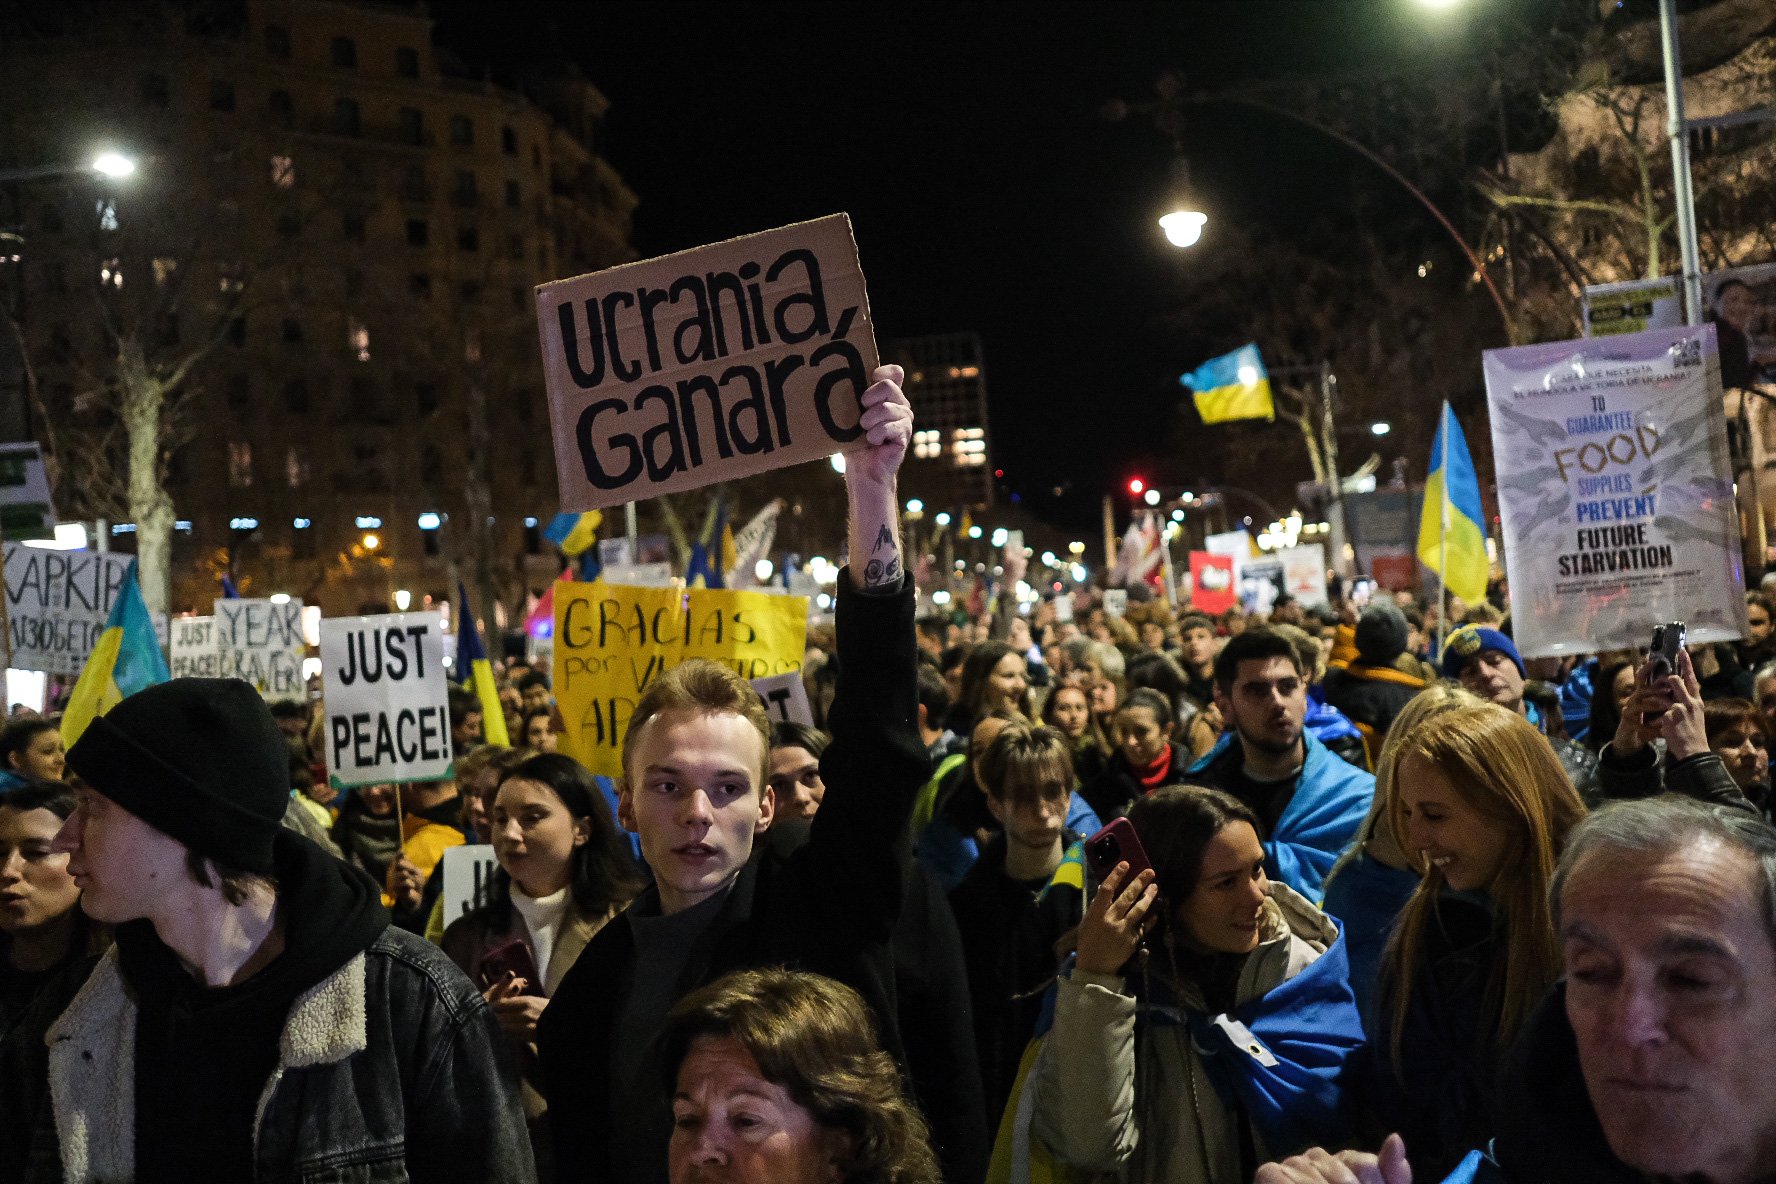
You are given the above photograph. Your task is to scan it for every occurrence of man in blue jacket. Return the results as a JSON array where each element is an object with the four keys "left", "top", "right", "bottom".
[{"left": 1186, "top": 627, "right": 1374, "bottom": 899}]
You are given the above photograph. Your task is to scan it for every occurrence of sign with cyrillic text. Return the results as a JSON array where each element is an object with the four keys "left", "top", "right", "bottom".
[
  {"left": 321, "top": 611, "right": 453, "bottom": 788},
  {"left": 1483, "top": 323, "right": 1747, "bottom": 656},
  {"left": 3, "top": 546, "right": 135, "bottom": 675},
  {"left": 170, "top": 615, "right": 220, "bottom": 679},
  {"left": 553, "top": 583, "right": 807, "bottom": 776},
  {"left": 537, "top": 214, "right": 879, "bottom": 509},
  {"left": 214, "top": 597, "right": 305, "bottom": 701}
]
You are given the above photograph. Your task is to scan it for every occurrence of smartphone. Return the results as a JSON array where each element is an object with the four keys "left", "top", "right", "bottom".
[
  {"left": 479, "top": 938, "right": 540, "bottom": 993},
  {"left": 1646, "top": 621, "right": 1687, "bottom": 681},
  {"left": 1085, "top": 818, "right": 1154, "bottom": 886}
]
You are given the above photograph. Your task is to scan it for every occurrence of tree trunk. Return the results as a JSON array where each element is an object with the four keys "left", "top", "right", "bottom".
[{"left": 118, "top": 338, "right": 172, "bottom": 615}]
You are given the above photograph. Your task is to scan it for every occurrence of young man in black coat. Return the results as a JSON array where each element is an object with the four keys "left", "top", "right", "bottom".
[{"left": 535, "top": 366, "right": 930, "bottom": 1184}]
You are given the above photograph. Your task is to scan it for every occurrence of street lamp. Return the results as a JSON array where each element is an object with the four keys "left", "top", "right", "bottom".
[
  {"left": 1371, "top": 421, "right": 1392, "bottom": 436},
  {"left": 90, "top": 152, "right": 137, "bottom": 179},
  {"left": 1159, "top": 158, "right": 1207, "bottom": 248}
]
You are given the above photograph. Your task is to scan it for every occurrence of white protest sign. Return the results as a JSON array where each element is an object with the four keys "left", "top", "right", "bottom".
[
  {"left": 1278, "top": 544, "right": 1330, "bottom": 608},
  {"left": 320, "top": 611, "right": 453, "bottom": 788},
  {"left": 1102, "top": 589, "right": 1128, "bottom": 618},
  {"left": 0, "top": 442, "right": 57, "bottom": 540},
  {"left": 170, "top": 615, "right": 220, "bottom": 679},
  {"left": 1052, "top": 592, "right": 1074, "bottom": 623},
  {"left": 752, "top": 671, "right": 814, "bottom": 727},
  {"left": 3, "top": 545, "right": 136, "bottom": 675},
  {"left": 537, "top": 213, "right": 880, "bottom": 510},
  {"left": 215, "top": 597, "right": 306, "bottom": 701},
  {"left": 599, "top": 561, "right": 674, "bottom": 587},
  {"left": 441, "top": 843, "right": 499, "bottom": 928},
  {"left": 1483, "top": 323, "right": 1747, "bottom": 656}
]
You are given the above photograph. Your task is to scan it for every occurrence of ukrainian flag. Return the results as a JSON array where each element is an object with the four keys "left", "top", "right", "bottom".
[
  {"left": 1417, "top": 402, "right": 1490, "bottom": 604},
  {"left": 685, "top": 498, "right": 730, "bottom": 590},
  {"left": 1181, "top": 343, "right": 1275, "bottom": 424},
  {"left": 456, "top": 582, "right": 510, "bottom": 747},
  {"left": 62, "top": 560, "right": 169, "bottom": 747},
  {"left": 543, "top": 510, "right": 602, "bottom": 559}
]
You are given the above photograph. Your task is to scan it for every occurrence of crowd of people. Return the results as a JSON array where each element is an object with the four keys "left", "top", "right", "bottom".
[{"left": 1, "top": 368, "right": 1775, "bottom": 1183}]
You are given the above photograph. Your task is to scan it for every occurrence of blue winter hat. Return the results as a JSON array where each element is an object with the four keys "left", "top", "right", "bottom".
[{"left": 1440, "top": 625, "right": 1525, "bottom": 681}]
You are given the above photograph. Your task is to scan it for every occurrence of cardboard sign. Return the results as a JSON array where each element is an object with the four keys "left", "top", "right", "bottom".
[
  {"left": 1189, "top": 552, "right": 1236, "bottom": 614},
  {"left": 3, "top": 546, "right": 136, "bottom": 675},
  {"left": 554, "top": 583, "right": 807, "bottom": 776},
  {"left": 170, "top": 615, "right": 220, "bottom": 679},
  {"left": 537, "top": 214, "right": 879, "bottom": 510},
  {"left": 214, "top": 597, "right": 306, "bottom": 701},
  {"left": 1483, "top": 324, "right": 1746, "bottom": 656},
  {"left": 751, "top": 671, "right": 814, "bottom": 727},
  {"left": 0, "top": 443, "right": 56, "bottom": 540},
  {"left": 441, "top": 843, "right": 499, "bottom": 928},
  {"left": 320, "top": 612, "right": 453, "bottom": 788}
]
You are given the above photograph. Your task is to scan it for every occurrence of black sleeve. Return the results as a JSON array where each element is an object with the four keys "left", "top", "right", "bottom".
[
  {"left": 800, "top": 571, "right": 926, "bottom": 942},
  {"left": 1595, "top": 742, "right": 1665, "bottom": 800},
  {"left": 1664, "top": 752, "right": 1763, "bottom": 817}
]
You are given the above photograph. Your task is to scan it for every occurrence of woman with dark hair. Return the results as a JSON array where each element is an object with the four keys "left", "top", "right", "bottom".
[
  {"left": 945, "top": 641, "right": 1033, "bottom": 736},
  {"left": 0, "top": 781, "right": 106, "bottom": 1034},
  {"left": 0, "top": 718, "right": 64, "bottom": 793},
  {"left": 1080, "top": 688, "right": 1192, "bottom": 822},
  {"left": 1741, "top": 591, "right": 1776, "bottom": 669},
  {"left": 663, "top": 967, "right": 941, "bottom": 1184},
  {"left": 1027, "top": 786, "right": 1361, "bottom": 1182},
  {"left": 1041, "top": 682, "right": 1109, "bottom": 785},
  {"left": 1703, "top": 697, "right": 1770, "bottom": 808},
  {"left": 442, "top": 751, "right": 646, "bottom": 1178},
  {"left": 1582, "top": 658, "right": 1637, "bottom": 757}
]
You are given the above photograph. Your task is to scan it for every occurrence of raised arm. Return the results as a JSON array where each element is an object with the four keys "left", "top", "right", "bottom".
[{"left": 847, "top": 364, "right": 910, "bottom": 591}]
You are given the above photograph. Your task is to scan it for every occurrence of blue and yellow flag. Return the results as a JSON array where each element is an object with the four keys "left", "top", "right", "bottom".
[
  {"left": 685, "top": 498, "right": 729, "bottom": 590},
  {"left": 1417, "top": 402, "right": 1490, "bottom": 604},
  {"left": 1181, "top": 343, "right": 1275, "bottom": 424},
  {"left": 62, "top": 560, "right": 170, "bottom": 747},
  {"left": 457, "top": 582, "right": 510, "bottom": 748},
  {"left": 543, "top": 510, "right": 603, "bottom": 559}
]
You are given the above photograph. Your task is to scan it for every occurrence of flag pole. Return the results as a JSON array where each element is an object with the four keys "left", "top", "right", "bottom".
[{"left": 1436, "top": 401, "right": 1451, "bottom": 658}]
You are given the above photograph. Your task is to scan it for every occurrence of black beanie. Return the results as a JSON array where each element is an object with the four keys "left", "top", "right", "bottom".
[
  {"left": 1354, "top": 602, "right": 1410, "bottom": 666},
  {"left": 66, "top": 678, "right": 290, "bottom": 875}
]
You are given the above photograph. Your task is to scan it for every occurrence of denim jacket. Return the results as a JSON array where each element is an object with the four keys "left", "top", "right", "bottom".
[{"left": 0, "top": 929, "right": 536, "bottom": 1183}]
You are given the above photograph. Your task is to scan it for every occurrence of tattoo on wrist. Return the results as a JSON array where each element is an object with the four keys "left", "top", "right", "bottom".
[{"left": 864, "top": 524, "right": 901, "bottom": 588}]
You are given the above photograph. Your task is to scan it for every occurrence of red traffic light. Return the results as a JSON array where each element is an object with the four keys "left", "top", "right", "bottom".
[{"left": 1128, "top": 478, "right": 1145, "bottom": 495}]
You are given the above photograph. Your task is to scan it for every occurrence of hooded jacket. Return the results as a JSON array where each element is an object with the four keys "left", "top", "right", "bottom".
[
  {"left": 0, "top": 830, "right": 534, "bottom": 1184},
  {"left": 1027, "top": 883, "right": 1361, "bottom": 1184}
]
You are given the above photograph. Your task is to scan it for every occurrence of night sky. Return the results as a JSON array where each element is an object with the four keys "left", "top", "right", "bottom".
[{"left": 429, "top": 1, "right": 1525, "bottom": 531}]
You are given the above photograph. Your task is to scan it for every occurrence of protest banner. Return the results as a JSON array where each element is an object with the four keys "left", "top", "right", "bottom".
[
  {"left": 1584, "top": 263, "right": 1776, "bottom": 386},
  {"left": 320, "top": 611, "right": 453, "bottom": 788},
  {"left": 599, "top": 561, "right": 674, "bottom": 587},
  {"left": 1482, "top": 323, "right": 1747, "bottom": 657},
  {"left": 1189, "top": 552, "right": 1236, "bottom": 614},
  {"left": 0, "top": 443, "right": 56, "bottom": 540},
  {"left": 752, "top": 671, "right": 814, "bottom": 727},
  {"left": 537, "top": 214, "right": 880, "bottom": 510},
  {"left": 1582, "top": 276, "right": 1681, "bottom": 338},
  {"left": 1102, "top": 589, "right": 1128, "bottom": 618},
  {"left": 441, "top": 844, "right": 499, "bottom": 929},
  {"left": 214, "top": 597, "right": 306, "bottom": 701},
  {"left": 553, "top": 583, "right": 807, "bottom": 776},
  {"left": 4, "top": 546, "right": 136, "bottom": 676},
  {"left": 170, "top": 615, "right": 220, "bottom": 679},
  {"left": 1278, "top": 543, "right": 1330, "bottom": 607}
]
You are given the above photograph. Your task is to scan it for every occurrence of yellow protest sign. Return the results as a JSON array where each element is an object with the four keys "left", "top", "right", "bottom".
[{"left": 553, "top": 582, "right": 807, "bottom": 776}]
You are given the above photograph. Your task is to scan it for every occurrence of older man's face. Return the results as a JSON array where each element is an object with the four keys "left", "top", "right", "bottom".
[{"left": 1561, "top": 838, "right": 1776, "bottom": 1181}]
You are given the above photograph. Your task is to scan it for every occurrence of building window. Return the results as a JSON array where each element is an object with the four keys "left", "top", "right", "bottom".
[
  {"left": 95, "top": 199, "right": 118, "bottom": 231},
  {"left": 140, "top": 74, "right": 169, "bottom": 108},
  {"left": 511, "top": 286, "right": 525, "bottom": 310},
  {"left": 532, "top": 145, "right": 541, "bottom": 170},
  {"left": 270, "top": 154, "right": 295, "bottom": 188},
  {"left": 265, "top": 24, "right": 291, "bottom": 58},
  {"left": 39, "top": 204, "right": 62, "bottom": 234},
  {"left": 398, "top": 107, "right": 424, "bottom": 146},
  {"left": 267, "top": 89, "right": 294, "bottom": 129},
  {"left": 226, "top": 374, "right": 251, "bottom": 419},
  {"left": 276, "top": 209, "right": 300, "bottom": 237},
  {"left": 210, "top": 80, "right": 236, "bottom": 112},
  {"left": 449, "top": 115, "right": 473, "bottom": 146},
  {"left": 98, "top": 257, "right": 123, "bottom": 289},
  {"left": 398, "top": 163, "right": 428, "bottom": 202},
  {"left": 501, "top": 126, "right": 518, "bottom": 155},
  {"left": 415, "top": 381, "right": 438, "bottom": 415},
  {"left": 348, "top": 318, "right": 370, "bottom": 362},
  {"left": 229, "top": 441, "right": 253, "bottom": 487},
  {"left": 396, "top": 46, "right": 419, "bottom": 77},
  {"left": 342, "top": 212, "right": 366, "bottom": 242},
  {"left": 507, "top": 233, "right": 524, "bottom": 261},
  {"left": 344, "top": 269, "right": 364, "bottom": 297},
  {"left": 409, "top": 273, "right": 432, "bottom": 298},
  {"left": 504, "top": 180, "right": 521, "bottom": 208},
  {"left": 152, "top": 257, "right": 177, "bottom": 287},
  {"left": 334, "top": 97, "right": 360, "bottom": 136},
  {"left": 331, "top": 36, "right": 356, "bottom": 68},
  {"left": 406, "top": 219, "right": 428, "bottom": 247},
  {"left": 282, "top": 378, "right": 308, "bottom": 413},
  {"left": 281, "top": 318, "right": 303, "bottom": 344},
  {"left": 452, "top": 169, "right": 477, "bottom": 206},
  {"left": 227, "top": 316, "right": 246, "bottom": 348},
  {"left": 456, "top": 226, "right": 478, "bottom": 252},
  {"left": 421, "top": 444, "right": 443, "bottom": 485},
  {"left": 286, "top": 446, "right": 309, "bottom": 488}
]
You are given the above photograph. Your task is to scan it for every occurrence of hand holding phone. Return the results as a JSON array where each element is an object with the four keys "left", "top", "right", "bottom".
[
  {"left": 479, "top": 938, "right": 540, "bottom": 995},
  {"left": 1641, "top": 621, "right": 1686, "bottom": 723},
  {"left": 1086, "top": 819, "right": 1154, "bottom": 884}
]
